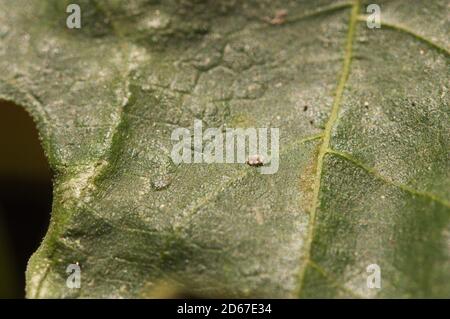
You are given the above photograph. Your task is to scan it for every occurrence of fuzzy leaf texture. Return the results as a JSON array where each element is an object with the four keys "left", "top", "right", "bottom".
[{"left": 0, "top": 0, "right": 449, "bottom": 298}]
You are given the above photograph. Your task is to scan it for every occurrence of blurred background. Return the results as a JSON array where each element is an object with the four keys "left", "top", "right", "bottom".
[{"left": 0, "top": 100, "right": 52, "bottom": 298}]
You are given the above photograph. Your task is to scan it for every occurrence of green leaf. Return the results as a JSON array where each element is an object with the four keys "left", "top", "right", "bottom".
[{"left": 0, "top": 0, "right": 448, "bottom": 298}]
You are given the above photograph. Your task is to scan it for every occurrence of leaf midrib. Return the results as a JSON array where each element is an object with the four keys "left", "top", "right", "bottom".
[{"left": 296, "top": 0, "right": 361, "bottom": 297}]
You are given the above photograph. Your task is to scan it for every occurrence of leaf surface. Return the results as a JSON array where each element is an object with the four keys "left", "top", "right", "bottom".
[{"left": 0, "top": 0, "right": 448, "bottom": 298}]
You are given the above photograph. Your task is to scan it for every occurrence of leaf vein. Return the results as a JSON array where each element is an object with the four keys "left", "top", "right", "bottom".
[
  {"left": 357, "top": 16, "right": 450, "bottom": 57},
  {"left": 326, "top": 149, "right": 450, "bottom": 209},
  {"left": 296, "top": 0, "right": 360, "bottom": 297}
]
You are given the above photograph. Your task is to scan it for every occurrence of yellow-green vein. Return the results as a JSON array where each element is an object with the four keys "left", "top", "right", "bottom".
[{"left": 296, "top": 0, "right": 360, "bottom": 297}]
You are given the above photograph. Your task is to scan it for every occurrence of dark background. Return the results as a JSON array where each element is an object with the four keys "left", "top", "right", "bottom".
[{"left": 0, "top": 100, "right": 52, "bottom": 298}]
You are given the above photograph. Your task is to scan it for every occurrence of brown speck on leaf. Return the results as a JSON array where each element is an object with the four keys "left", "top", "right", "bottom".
[
  {"left": 264, "top": 9, "right": 288, "bottom": 25},
  {"left": 303, "top": 105, "right": 308, "bottom": 112}
]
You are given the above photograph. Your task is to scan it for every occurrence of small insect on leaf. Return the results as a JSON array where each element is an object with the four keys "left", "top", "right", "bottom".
[{"left": 246, "top": 154, "right": 264, "bottom": 167}]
